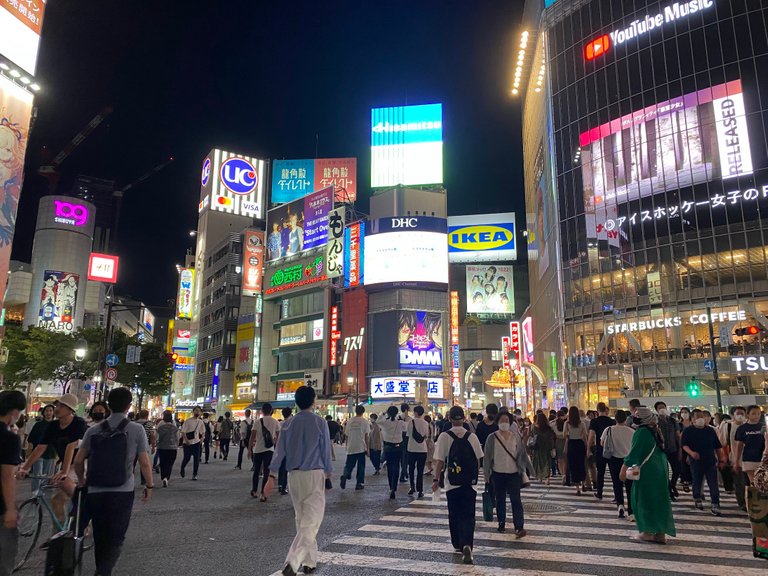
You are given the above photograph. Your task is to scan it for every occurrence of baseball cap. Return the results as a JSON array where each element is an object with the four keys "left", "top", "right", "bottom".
[
  {"left": 448, "top": 406, "right": 465, "bottom": 421},
  {"left": 55, "top": 393, "right": 79, "bottom": 412}
]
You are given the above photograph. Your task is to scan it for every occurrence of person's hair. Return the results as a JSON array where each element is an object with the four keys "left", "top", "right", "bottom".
[
  {"left": 469, "top": 412, "right": 477, "bottom": 421},
  {"left": 628, "top": 398, "right": 641, "bottom": 409},
  {"left": 746, "top": 405, "right": 762, "bottom": 417},
  {"left": 225, "top": 411, "right": 232, "bottom": 418},
  {"left": 654, "top": 401, "right": 667, "bottom": 411},
  {"left": 679, "top": 406, "right": 690, "bottom": 413},
  {"left": 262, "top": 403, "right": 273, "bottom": 416},
  {"left": 424, "top": 414, "right": 432, "bottom": 423},
  {"left": 41, "top": 404, "right": 55, "bottom": 414},
  {"left": 729, "top": 405, "right": 746, "bottom": 415},
  {"left": 138, "top": 409, "right": 149, "bottom": 420},
  {"left": 449, "top": 406, "right": 465, "bottom": 421},
  {"left": 89, "top": 401, "right": 109, "bottom": 416},
  {"left": 496, "top": 411, "right": 512, "bottom": 425},
  {"left": 413, "top": 405, "right": 425, "bottom": 417},
  {"left": 193, "top": 406, "right": 202, "bottom": 413},
  {"left": 401, "top": 403, "right": 409, "bottom": 413},
  {"left": 596, "top": 402, "right": 608, "bottom": 413},
  {"left": 355, "top": 405, "right": 365, "bottom": 416},
  {"left": 106, "top": 387, "right": 132, "bottom": 413},
  {"left": 514, "top": 408, "right": 522, "bottom": 416},
  {"left": 370, "top": 413, "right": 378, "bottom": 421},
  {"left": 325, "top": 415, "right": 332, "bottom": 421},
  {"left": 485, "top": 404, "right": 499, "bottom": 417},
  {"left": 295, "top": 386, "right": 315, "bottom": 410},
  {"left": 245, "top": 409, "right": 251, "bottom": 416},
  {"left": 0, "top": 390, "right": 26, "bottom": 416},
  {"left": 692, "top": 408, "right": 704, "bottom": 417},
  {"left": 217, "top": 416, "right": 223, "bottom": 422},
  {"left": 162, "top": 410, "right": 173, "bottom": 423},
  {"left": 535, "top": 412, "right": 550, "bottom": 431},
  {"left": 282, "top": 407, "right": 293, "bottom": 419},
  {"left": 386, "top": 405, "right": 399, "bottom": 421},
  {"left": 703, "top": 410, "right": 712, "bottom": 418},
  {"left": 202, "top": 412, "right": 210, "bottom": 418},
  {"left": 567, "top": 406, "right": 581, "bottom": 427},
  {"left": 615, "top": 410, "right": 628, "bottom": 424}
]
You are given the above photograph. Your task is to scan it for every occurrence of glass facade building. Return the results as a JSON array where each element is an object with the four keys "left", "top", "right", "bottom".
[{"left": 522, "top": 0, "right": 768, "bottom": 407}]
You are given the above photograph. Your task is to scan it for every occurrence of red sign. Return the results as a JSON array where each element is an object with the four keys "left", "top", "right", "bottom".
[
  {"left": 501, "top": 336, "right": 510, "bottom": 369},
  {"left": 509, "top": 321, "right": 522, "bottom": 366},
  {"left": 2, "top": 0, "right": 45, "bottom": 35},
  {"left": 314, "top": 158, "right": 357, "bottom": 203},
  {"left": 242, "top": 230, "right": 265, "bottom": 296},
  {"left": 87, "top": 253, "right": 119, "bottom": 283},
  {"left": 330, "top": 306, "right": 340, "bottom": 366},
  {"left": 585, "top": 34, "right": 610, "bottom": 61}
]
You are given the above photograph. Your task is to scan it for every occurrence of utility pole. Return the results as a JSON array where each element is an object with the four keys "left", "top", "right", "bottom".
[{"left": 706, "top": 306, "right": 724, "bottom": 413}]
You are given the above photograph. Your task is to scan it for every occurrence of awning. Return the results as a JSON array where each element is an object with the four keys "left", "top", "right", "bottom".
[{"left": 247, "top": 400, "right": 296, "bottom": 410}]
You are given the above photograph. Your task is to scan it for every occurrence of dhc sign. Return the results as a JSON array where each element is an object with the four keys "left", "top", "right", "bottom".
[{"left": 220, "top": 157, "right": 258, "bottom": 195}]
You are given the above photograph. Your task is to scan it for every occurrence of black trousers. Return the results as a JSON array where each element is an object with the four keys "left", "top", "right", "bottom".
[
  {"left": 383, "top": 445, "right": 401, "bottom": 491},
  {"left": 203, "top": 439, "right": 211, "bottom": 463},
  {"left": 492, "top": 472, "right": 524, "bottom": 531},
  {"left": 278, "top": 459, "right": 288, "bottom": 490},
  {"left": 370, "top": 449, "right": 382, "bottom": 471},
  {"left": 158, "top": 448, "right": 177, "bottom": 481},
  {"left": 400, "top": 440, "right": 409, "bottom": 480},
  {"left": 593, "top": 446, "right": 608, "bottom": 498},
  {"left": 252, "top": 450, "right": 274, "bottom": 494},
  {"left": 665, "top": 450, "right": 681, "bottom": 492},
  {"left": 220, "top": 437, "right": 231, "bottom": 460},
  {"left": 237, "top": 440, "right": 249, "bottom": 468},
  {"left": 407, "top": 452, "right": 427, "bottom": 492},
  {"left": 446, "top": 485, "right": 476, "bottom": 550},
  {"left": 181, "top": 444, "right": 201, "bottom": 477},
  {"left": 343, "top": 452, "right": 367, "bottom": 486},
  {"left": 85, "top": 491, "right": 134, "bottom": 576},
  {"left": 607, "top": 456, "right": 633, "bottom": 514}
]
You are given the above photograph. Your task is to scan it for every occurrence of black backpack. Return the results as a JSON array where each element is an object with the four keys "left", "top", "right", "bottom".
[
  {"left": 445, "top": 430, "right": 478, "bottom": 487},
  {"left": 261, "top": 419, "right": 274, "bottom": 449},
  {"left": 87, "top": 419, "right": 130, "bottom": 488},
  {"left": 411, "top": 421, "right": 425, "bottom": 444}
]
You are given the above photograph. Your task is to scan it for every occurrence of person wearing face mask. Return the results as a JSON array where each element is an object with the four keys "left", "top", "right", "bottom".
[
  {"left": 654, "top": 401, "right": 681, "bottom": 501},
  {"left": 180, "top": 406, "right": 205, "bottom": 480},
  {"left": 681, "top": 409, "right": 726, "bottom": 516},
  {"left": 722, "top": 406, "right": 748, "bottom": 510},
  {"left": 733, "top": 405, "right": 767, "bottom": 486},
  {"left": 88, "top": 402, "right": 109, "bottom": 426},
  {"left": 678, "top": 406, "right": 693, "bottom": 492},
  {"left": 620, "top": 407, "right": 676, "bottom": 543}
]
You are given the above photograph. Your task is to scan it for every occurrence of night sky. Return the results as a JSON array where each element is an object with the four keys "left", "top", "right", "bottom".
[{"left": 12, "top": 0, "right": 524, "bottom": 307}]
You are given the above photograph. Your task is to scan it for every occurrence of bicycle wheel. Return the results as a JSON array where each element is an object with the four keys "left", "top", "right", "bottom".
[{"left": 14, "top": 497, "right": 43, "bottom": 572}]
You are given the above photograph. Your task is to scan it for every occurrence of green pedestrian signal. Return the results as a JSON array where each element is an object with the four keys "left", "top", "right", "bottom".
[
  {"left": 367, "top": 396, "right": 373, "bottom": 405},
  {"left": 686, "top": 377, "right": 700, "bottom": 397}
]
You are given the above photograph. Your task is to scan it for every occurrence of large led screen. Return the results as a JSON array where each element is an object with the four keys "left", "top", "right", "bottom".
[
  {"left": 398, "top": 310, "right": 443, "bottom": 371},
  {"left": 363, "top": 217, "right": 448, "bottom": 288},
  {"left": 271, "top": 158, "right": 357, "bottom": 204},
  {"left": 198, "top": 148, "right": 267, "bottom": 219},
  {"left": 266, "top": 187, "right": 334, "bottom": 261},
  {"left": 466, "top": 264, "right": 515, "bottom": 315},
  {"left": 580, "top": 80, "right": 753, "bottom": 210},
  {"left": 371, "top": 103, "right": 443, "bottom": 188},
  {"left": 0, "top": 0, "right": 45, "bottom": 75}
]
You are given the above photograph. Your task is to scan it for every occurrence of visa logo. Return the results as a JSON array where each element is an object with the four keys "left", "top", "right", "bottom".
[{"left": 448, "top": 225, "right": 513, "bottom": 251}]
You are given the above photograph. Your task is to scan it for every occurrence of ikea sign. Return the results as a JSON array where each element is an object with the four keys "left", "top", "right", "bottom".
[{"left": 447, "top": 213, "right": 517, "bottom": 263}]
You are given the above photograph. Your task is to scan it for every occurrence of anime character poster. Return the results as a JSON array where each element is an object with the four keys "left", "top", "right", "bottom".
[
  {"left": 466, "top": 264, "right": 515, "bottom": 315},
  {"left": 38, "top": 271, "right": 80, "bottom": 334},
  {"left": 398, "top": 310, "right": 443, "bottom": 371},
  {"left": 0, "top": 76, "right": 34, "bottom": 315}
]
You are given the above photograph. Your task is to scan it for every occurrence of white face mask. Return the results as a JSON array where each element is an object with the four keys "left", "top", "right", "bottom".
[
  {"left": 681, "top": 412, "right": 690, "bottom": 420},
  {"left": 694, "top": 418, "right": 706, "bottom": 428},
  {"left": 734, "top": 414, "right": 746, "bottom": 423},
  {"left": 658, "top": 409, "right": 668, "bottom": 416},
  {"left": 498, "top": 423, "right": 511, "bottom": 432}
]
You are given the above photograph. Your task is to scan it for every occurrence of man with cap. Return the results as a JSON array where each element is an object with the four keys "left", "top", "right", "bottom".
[
  {"left": 18, "top": 393, "right": 87, "bottom": 523},
  {"left": 431, "top": 406, "right": 483, "bottom": 565}
]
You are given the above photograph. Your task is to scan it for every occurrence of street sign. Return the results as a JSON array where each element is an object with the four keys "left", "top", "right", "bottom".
[
  {"left": 703, "top": 359, "right": 714, "bottom": 372},
  {"left": 105, "top": 367, "right": 118, "bottom": 381},
  {"left": 106, "top": 354, "right": 119, "bottom": 367}
]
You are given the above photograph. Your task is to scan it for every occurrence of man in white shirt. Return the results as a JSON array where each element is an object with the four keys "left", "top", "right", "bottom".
[
  {"left": 249, "top": 403, "right": 281, "bottom": 500},
  {"left": 236, "top": 409, "right": 254, "bottom": 470},
  {"left": 180, "top": 407, "right": 205, "bottom": 480},
  {"left": 431, "top": 406, "right": 483, "bottom": 565},
  {"left": 407, "top": 405, "right": 430, "bottom": 497},
  {"left": 340, "top": 405, "right": 370, "bottom": 490}
]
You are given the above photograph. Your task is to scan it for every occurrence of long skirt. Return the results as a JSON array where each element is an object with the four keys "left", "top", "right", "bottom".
[{"left": 567, "top": 439, "right": 587, "bottom": 484}]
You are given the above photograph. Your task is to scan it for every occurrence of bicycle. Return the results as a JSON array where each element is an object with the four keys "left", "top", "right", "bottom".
[{"left": 14, "top": 475, "right": 92, "bottom": 573}]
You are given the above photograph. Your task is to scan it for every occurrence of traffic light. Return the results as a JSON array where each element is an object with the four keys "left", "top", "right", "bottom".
[
  {"left": 367, "top": 395, "right": 373, "bottom": 405},
  {"left": 735, "top": 326, "right": 762, "bottom": 337},
  {"left": 686, "top": 376, "right": 700, "bottom": 397},
  {"left": 167, "top": 352, "right": 179, "bottom": 362}
]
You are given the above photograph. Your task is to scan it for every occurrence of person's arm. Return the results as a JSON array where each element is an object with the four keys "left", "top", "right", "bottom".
[
  {"left": 319, "top": 421, "right": 333, "bottom": 477},
  {"left": 732, "top": 440, "right": 744, "bottom": 472},
  {"left": 248, "top": 422, "right": 258, "bottom": 453},
  {"left": 587, "top": 428, "right": 596, "bottom": 451},
  {"left": 1, "top": 464, "right": 16, "bottom": 529},
  {"left": 58, "top": 440, "right": 79, "bottom": 477},
  {"left": 74, "top": 445, "right": 87, "bottom": 487},
  {"left": 137, "top": 452, "right": 153, "bottom": 502},
  {"left": 482, "top": 434, "right": 494, "bottom": 480},
  {"left": 17, "top": 444, "right": 47, "bottom": 476}
]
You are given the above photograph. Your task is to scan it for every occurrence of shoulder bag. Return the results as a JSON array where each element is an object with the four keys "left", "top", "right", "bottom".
[
  {"left": 602, "top": 427, "right": 615, "bottom": 459},
  {"left": 625, "top": 444, "right": 655, "bottom": 481},
  {"left": 494, "top": 432, "right": 531, "bottom": 488}
]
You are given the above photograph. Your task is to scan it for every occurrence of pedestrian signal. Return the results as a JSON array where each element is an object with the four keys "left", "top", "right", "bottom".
[{"left": 686, "top": 377, "right": 700, "bottom": 397}]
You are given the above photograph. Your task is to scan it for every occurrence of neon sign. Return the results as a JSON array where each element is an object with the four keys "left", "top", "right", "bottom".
[
  {"left": 266, "top": 256, "right": 326, "bottom": 295},
  {"left": 54, "top": 200, "right": 89, "bottom": 227}
]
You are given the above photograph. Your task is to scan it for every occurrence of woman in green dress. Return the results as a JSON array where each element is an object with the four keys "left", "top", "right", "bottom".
[
  {"left": 620, "top": 407, "right": 676, "bottom": 543},
  {"left": 531, "top": 413, "right": 557, "bottom": 484}
]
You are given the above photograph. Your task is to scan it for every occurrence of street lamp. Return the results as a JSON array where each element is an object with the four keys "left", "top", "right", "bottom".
[{"left": 74, "top": 339, "right": 88, "bottom": 362}]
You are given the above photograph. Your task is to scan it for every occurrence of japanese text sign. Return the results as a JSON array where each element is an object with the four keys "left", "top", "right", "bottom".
[{"left": 325, "top": 207, "right": 345, "bottom": 279}]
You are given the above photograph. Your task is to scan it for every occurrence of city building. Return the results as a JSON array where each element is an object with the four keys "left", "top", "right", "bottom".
[{"left": 519, "top": 0, "right": 768, "bottom": 408}]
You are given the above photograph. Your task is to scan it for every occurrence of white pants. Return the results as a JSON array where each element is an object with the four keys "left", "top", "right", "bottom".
[{"left": 285, "top": 470, "right": 326, "bottom": 571}]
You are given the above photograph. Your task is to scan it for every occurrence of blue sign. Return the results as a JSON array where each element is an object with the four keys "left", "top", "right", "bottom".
[
  {"left": 703, "top": 359, "right": 714, "bottom": 372},
  {"left": 106, "top": 353, "right": 119, "bottom": 367},
  {"left": 370, "top": 216, "right": 447, "bottom": 234},
  {"left": 220, "top": 157, "right": 258, "bottom": 195},
  {"left": 201, "top": 157, "right": 211, "bottom": 187},
  {"left": 371, "top": 103, "right": 443, "bottom": 147},
  {"left": 211, "top": 359, "right": 221, "bottom": 399},
  {"left": 271, "top": 159, "right": 315, "bottom": 204},
  {"left": 544, "top": 0, "right": 559, "bottom": 7}
]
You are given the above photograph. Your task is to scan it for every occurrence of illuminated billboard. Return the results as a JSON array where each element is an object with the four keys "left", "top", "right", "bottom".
[
  {"left": 581, "top": 80, "right": 753, "bottom": 211},
  {"left": 271, "top": 158, "right": 357, "bottom": 204},
  {"left": 235, "top": 315, "right": 255, "bottom": 385},
  {"left": 0, "top": 0, "right": 45, "bottom": 74},
  {"left": 176, "top": 268, "right": 194, "bottom": 320},
  {"left": 344, "top": 221, "right": 365, "bottom": 288},
  {"left": 199, "top": 149, "right": 267, "bottom": 219},
  {"left": 266, "top": 187, "right": 333, "bottom": 261},
  {"left": 370, "top": 377, "right": 444, "bottom": 399},
  {"left": 466, "top": 264, "right": 515, "bottom": 315},
  {"left": 371, "top": 103, "right": 443, "bottom": 188},
  {"left": 398, "top": 310, "right": 443, "bottom": 371},
  {"left": 141, "top": 308, "right": 155, "bottom": 334},
  {"left": 363, "top": 217, "right": 448, "bottom": 288},
  {"left": 38, "top": 270, "right": 79, "bottom": 334},
  {"left": 265, "top": 255, "right": 326, "bottom": 296},
  {"left": 448, "top": 213, "right": 517, "bottom": 263},
  {"left": 242, "top": 230, "right": 265, "bottom": 296}
]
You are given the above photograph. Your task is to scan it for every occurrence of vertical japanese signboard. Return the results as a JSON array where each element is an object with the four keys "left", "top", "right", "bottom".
[
  {"left": 450, "top": 291, "right": 460, "bottom": 394},
  {"left": 330, "top": 305, "right": 340, "bottom": 366},
  {"left": 501, "top": 336, "right": 511, "bottom": 370},
  {"left": 176, "top": 268, "right": 194, "bottom": 320},
  {"left": 325, "top": 207, "right": 345, "bottom": 279},
  {"left": 509, "top": 321, "right": 522, "bottom": 366},
  {"left": 242, "top": 230, "right": 265, "bottom": 296},
  {"left": 344, "top": 221, "right": 364, "bottom": 288}
]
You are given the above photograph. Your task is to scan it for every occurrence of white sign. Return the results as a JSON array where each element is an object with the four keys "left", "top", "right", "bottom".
[
  {"left": 608, "top": 0, "right": 714, "bottom": 49},
  {"left": 0, "top": 0, "right": 46, "bottom": 75},
  {"left": 312, "top": 319, "right": 324, "bottom": 341},
  {"left": 714, "top": 92, "right": 753, "bottom": 179},
  {"left": 363, "top": 231, "right": 448, "bottom": 286},
  {"left": 606, "top": 309, "right": 747, "bottom": 334},
  {"left": 730, "top": 356, "right": 768, "bottom": 372},
  {"left": 304, "top": 371, "right": 323, "bottom": 392},
  {"left": 326, "top": 207, "right": 345, "bottom": 279},
  {"left": 276, "top": 392, "right": 294, "bottom": 401},
  {"left": 370, "top": 377, "right": 444, "bottom": 399}
]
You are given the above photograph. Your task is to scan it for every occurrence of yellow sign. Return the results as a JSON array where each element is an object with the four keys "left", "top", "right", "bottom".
[
  {"left": 448, "top": 225, "right": 514, "bottom": 252},
  {"left": 486, "top": 367, "right": 513, "bottom": 388}
]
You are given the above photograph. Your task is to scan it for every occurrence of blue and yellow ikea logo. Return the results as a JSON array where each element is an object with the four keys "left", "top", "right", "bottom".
[{"left": 448, "top": 223, "right": 515, "bottom": 254}]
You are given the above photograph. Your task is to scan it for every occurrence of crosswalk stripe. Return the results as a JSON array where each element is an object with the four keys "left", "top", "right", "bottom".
[
  {"left": 331, "top": 536, "right": 768, "bottom": 576},
  {"left": 356, "top": 523, "right": 756, "bottom": 558}
]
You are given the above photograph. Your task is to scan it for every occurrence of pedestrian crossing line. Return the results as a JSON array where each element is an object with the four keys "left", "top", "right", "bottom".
[
  {"left": 311, "top": 550, "right": 597, "bottom": 576},
  {"left": 330, "top": 536, "right": 768, "bottom": 576},
  {"left": 357, "top": 524, "right": 755, "bottom": 559},
  {"left": 374, "top": 515, "right": 750, "bottom": 545}
]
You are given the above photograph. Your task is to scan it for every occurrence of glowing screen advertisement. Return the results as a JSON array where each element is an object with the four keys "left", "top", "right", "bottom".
[
  {"left": 398, "top": 310, "right": 443, "bottom": 371},
  {"left": 448, "top": 213, "right": 517, "bottom": 263},
  {"left": 176, "top": 268, "right": 194, "bottom": 320},
  {"left": 363, "top": 217, "right": 448, "bottom": 288},
  {"left": 371, "top": 103, "right": 443, "bottom": 188},
  {"left": 266, "top": 186, "right": 334, "bottom": 261},
  {"left": 271, "top": 158, "right": 357, "bottom": 204},
  {"left": 38, "top": 270, "right": 79, "bottom": 334},
  {"left": 0, "top": 0, "right": 45, "bottom": 74},
  {"left": 466, "top": 264, "right": 515, "bottom": 315},
  {"left": 581, "top": 80, "right": 753, "bottom": 212},
  {"left": 199, "top": 148, "right": 267, "bottom": 219}
]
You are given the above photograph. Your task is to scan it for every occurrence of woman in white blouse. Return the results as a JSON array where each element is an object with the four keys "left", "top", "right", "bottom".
[{"left": 379, "top": 405, "right": 407, "bottom": 499}]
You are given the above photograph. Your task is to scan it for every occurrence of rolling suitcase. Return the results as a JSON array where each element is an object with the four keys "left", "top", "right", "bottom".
[
  {"left": 747, "top": 487, "right": 768, "bottom": 560},
  {"left": 44, "top": 487, "right": 86, "bottom": 575}
]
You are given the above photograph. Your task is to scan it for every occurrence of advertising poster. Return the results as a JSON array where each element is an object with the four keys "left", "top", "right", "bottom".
[
  {"left": 447, "top": 213, "right": 516, "bottom": 263},
  {"left": 199, "top": 148, "right": 267, "bottom": 219},
  {"left": 272, "top": 158, "right": 357, "bottom": 204},
  {"left": 37, "top": 270, "right": 79, "bottom": 334},
  {"left": 266, "top": 186, "right": 333, "bottom": 261},
  {"left": 325, "top": 206, "right": 345, "bottom": 279},
  {"left": 177, "top": 268, "right": 194, "bottom": 319},
  {"left": 466, "top": 264, "right": 515, "bottom": 315},
  {"left": 242, "top": 230, "right": 265, "bottom": 296},
  {"left": 344, "top": 221, "right": 364, "bottom": 288},
  {"left": 0, "top": 75, "right": 34, "bottom": 316},
  {"left": 398, "top": 310, "right": 443, "bottom": 371},
  {"left": 0, "top": 0, "right": 45, "bottom": 74},
  {"left": 235, "top": 315, "right": 255, "bottom": 384}
]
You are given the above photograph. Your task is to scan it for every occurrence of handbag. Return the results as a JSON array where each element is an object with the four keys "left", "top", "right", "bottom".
[
  {"left": 482, "top": 489, "right": 494, "bottom": 521},
  {"left": 602, "top": 427, "right": 615, "bottom": 459},
  {"left": 626, "top": 445, "right": 655, "bottom": 481},
  {"left": 495, "top": 432, "right": 531, "bottom": 488}
]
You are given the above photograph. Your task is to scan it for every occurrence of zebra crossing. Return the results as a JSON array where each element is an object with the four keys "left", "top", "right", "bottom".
[{"left": 272, "top": 478, "right": 765, "bottom": 575}]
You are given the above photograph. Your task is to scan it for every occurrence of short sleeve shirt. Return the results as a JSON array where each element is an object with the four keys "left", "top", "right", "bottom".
[
  {"left": 346, "top": 417, "right": 371, "bottom": 454},
  {"left": 434, "top": 427, "right": 484, "bottom": 491},
  {"left": 0, "top": 424, "right": 22, "bottom": 516},
  {"left": 589, "top": 416, "right": 615, "bottom": 448},
  {"left": 407, "top": 418, "right": 430, "bottom": 453},
  {"left": 253, "top": 416, "right": 281, "bottom": 453},
  {"left": 681, "top": 425, "right": 722, "bottom": 466},
  {"left": 735, "top": 422, "right": 766, "bottom": 463},
  {"left": 42, "top": 416, "right": 87, "bottom": 462}
]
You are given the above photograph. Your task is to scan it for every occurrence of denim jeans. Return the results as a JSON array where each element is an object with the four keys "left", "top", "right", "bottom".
[
  {"left": 343, "top": 452, "right": 366, "bottom": 486},
  {"left": 252, "top": 450, "right": 274, "bottom": 494},
  {"left": 31, "top": 457, "right": 56, "bottom": 493},
  {"left": 369, "top": 449, "right": 382, "bottom": 471},
  {"left": 85, "top": 491, "right": 135, "bottom": 576},
  {"left": 383, "top": 444, "right": 401, "bottom": 491},
  {"left": 181, "top": 443, "right": 201, "bottom": 477}
]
